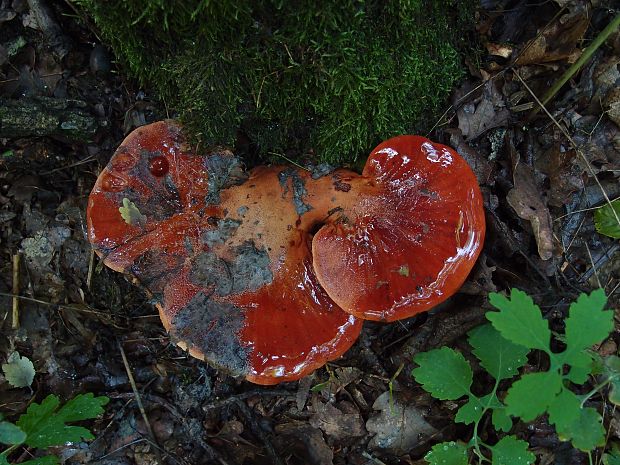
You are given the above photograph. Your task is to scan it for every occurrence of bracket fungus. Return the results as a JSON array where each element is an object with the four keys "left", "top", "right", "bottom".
[{"left": 87, "top": 121, "right": 485, "bottom": 384}]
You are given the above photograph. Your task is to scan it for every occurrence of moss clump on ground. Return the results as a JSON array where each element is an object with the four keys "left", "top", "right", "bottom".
[{"left": 77, "top": 0, "right": 474, "bottom": 164}]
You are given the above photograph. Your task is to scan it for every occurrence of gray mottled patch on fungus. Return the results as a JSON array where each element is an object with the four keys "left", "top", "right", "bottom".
[
  {"left": 190, "top": 251, "right": 233, "bottom": 295},
  {"left": 131, "top": 250, "right": 184, "bottom": 295},
  {"left": 229, "top": 241, "right": 273, "bottom": 293},
  {"left": 204, "top": 151, "right": 248, "bottom": 205},
  {"left": 309, "top": 163, "right": 335, "bottom": 179},
  {"left": 278, "top": 168, "right": 312, "bottom": 216},
  {"left": 190, "top": 241, "right": 272, "bottom": 295},
  {"left": 170, "top": 292, "right": 249, "bottom": 377},
  {"left": 202, "top": 218, "right": 241, "bottom": 248}
]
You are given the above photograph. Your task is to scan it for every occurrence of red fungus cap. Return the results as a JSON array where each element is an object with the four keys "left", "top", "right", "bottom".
[
  {"left": 311, "top": 135, "right": 485, "bottom": 322},
  {"left": 87, "top": 121, "right": 362, "bottom": 385}
]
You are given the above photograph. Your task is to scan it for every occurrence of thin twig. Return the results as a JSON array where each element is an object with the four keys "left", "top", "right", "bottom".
[
  {"left": 0, "top": 292, "right": 117, "bottom": 319},
  {"left": 118, "top": 341, "right": 163, "bottom": 465},
  {"left": 11, "top": 254, "right": 20, "bottom": 329},
  {"left": 87, "top": 249, "right": 95, "bottom": 291},
  {"left": 528, "top": 12, "right": 620, "bottom": 121},
  {"left": 267, "top": 151, "right": 311, "bottom": 171},
  {"left": 584, "top": 242, "right": 602, "bottom": 289}
]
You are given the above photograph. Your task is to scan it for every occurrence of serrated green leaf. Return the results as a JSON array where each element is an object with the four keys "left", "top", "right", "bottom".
[
  {"left": 16, "top": 393, "right": 109, "bottom": 448},
  {"left": 119, "top": 198, "right": 146, "bottom": 226},
  {"left": 0, "top": 421, "right": 26, "bottom": 445},
  {"left": 610, "top": 380, "right": 620, "bottom": 406},
  {"left": 594, "top": 198, "right": 620, "bottom": 239},
  {"left": 1, "top": 352, "right": 35, "bottom": 388},
  {"left": 606, "top": 355, "right": 620, "bottom": 374},
  {"left": 491, "top": 436, "right": 535, "bottom": 465},
  {"left": 492, "top": 408, "right": 513, "bottom": 432},
  {"left": 564, "top": 351, "right": 593, "bottom": 384},
  {"left": 563, "top": 290, "right": 611, "bottom": 363},
  {"left": 55, "top": 393, "right": 110, "bottom": 423},
  {"left": 603, "top": 448, "right": 620, "bottom": 465},
  {"left": 0, "top": 454, "right": 8, "bottom": 465},
  {"left": 412, "top": 348, "right": 472, "bottom": 400},
  {"left": 555, "top": 406, "right": 605, "bottom": 451},
  {"left": 468, "top": 324, "right": 529, "bottom": 380},
  {"left": 548, "top": 388, "right": 581, "bottom": 431},
  {"left": 18, "top": 456, "right": 59, "bottom": 465},
  {"left": 505, "top": 371, "right": 562, "bottom": 421},
  {"left": 424, "top": 441, "right": 469, "bottom": 465},
  {"left": 605, "top": 356, "right": 620, "bottom": 405},
  {"left": 455, "top": 397, "right": 484, "bottom": 425},
  {"left": 487, "top": 290, "right": 550, "bottom": 351}
]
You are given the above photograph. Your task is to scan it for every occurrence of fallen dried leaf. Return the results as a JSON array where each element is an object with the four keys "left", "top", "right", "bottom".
[
  {"left": 366, "top": 391, "right": 437, "bottom": 454},
  {"left": 309, "top": 400, "right": 366, "bottom": 441},
  {"left": 457, "top": 80, "right": 510, "bottom": 140},
  {"left": 275, "top": 422, "right": 334, "bottom": 465},
  {"left": 506, "top": 138, "right": 554, "bottom": 260},
  {"left": 515, "top": 8, "right": 589, "bottom": 65}
]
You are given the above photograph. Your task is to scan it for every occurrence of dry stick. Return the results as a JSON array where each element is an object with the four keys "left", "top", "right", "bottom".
[
  {"left": 118, "top": 341, "right": 163, "bottom": 465},
  {"left": 87, "top": 249, "right": 95, "bottom": 291},
  {"left": 528, "top": 12, "right": 620, "bottom": 121},
  {"left": 584, "top": 242, "right": 603, "bottom": 289},
  {"left": 0, "top": 292, "right": 120, "bottom": 321},
  {"left": 11, "top": 254, "right": 20, "bottom": 329},
  {"left": 514, "top": 72, "right": 620, "bottom": 231}
]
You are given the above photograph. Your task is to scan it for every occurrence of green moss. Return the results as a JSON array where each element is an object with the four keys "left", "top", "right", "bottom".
[{"left": 77, "top": 0, "right": 475, "bottom": 164}]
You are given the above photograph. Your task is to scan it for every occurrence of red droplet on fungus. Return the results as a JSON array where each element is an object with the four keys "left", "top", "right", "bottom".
[{"left": 149, "top": 155, "right": 169, "bottom": 177}]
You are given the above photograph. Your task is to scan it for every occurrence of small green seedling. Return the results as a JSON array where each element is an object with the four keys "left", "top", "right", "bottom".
[
  {"left": 412, "top": 288, "right": 615, "bottom": 464},
  {"left": 0, "top": 393, "right": 109, "bottom": 465}
]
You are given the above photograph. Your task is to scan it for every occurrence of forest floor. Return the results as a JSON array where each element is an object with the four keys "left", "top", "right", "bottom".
[{"left": 1, "top": 1, "right": 619, "bottom": 464}]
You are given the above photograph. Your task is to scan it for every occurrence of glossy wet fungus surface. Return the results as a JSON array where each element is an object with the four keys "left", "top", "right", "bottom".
[{"left": 87, "top": 120, "right": 485, "bottom": 384}]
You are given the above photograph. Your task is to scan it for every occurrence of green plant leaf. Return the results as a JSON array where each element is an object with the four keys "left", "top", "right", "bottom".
[
  {"left": 0, "top": 454, "right": 8, "bottom": 465},
  {"left": 16, "top": 393, "right": 109, "bottom": 449},
  {"left": 455, "top": 397, "right": 484, "bottom": 425},
  {"left": 605, "top": 356, "right": 620, "bottom": 405},
  {"left": 425, "top": 441, "right": 469, "bottom": 465},
  {"left": 1, "top": 352, "right": 35, "bottom": 388},
  {"left": 505, "top": 371, "right": 562, "bottom": 421},
  {"left": 547, "top": 388, "right": 581, "bottom": 431},
  {"left": 563, "top": 289, "right": 611, "bottom": 363},
  {"left": 19, "top": 456, "right": 59, "bottom": 465},
  {"left": 468, "top": 323, "right": 529, "bottom": 380},
  {"left": 490, "top": 435, "right": 535, "bottom": 465},
  {"left": 0, "top": 421, "right": 26, "bottom": 445},
  {"left": 55, "top": 393, "right": 110, "bottom": 423},
  {"left": 492, "top": 408, "right": 513, "bottom": 433},
  {"left": 119, "top": 198, "right": 146, "bottom": 226},
  {"left": 603, "top": 447, "right": 620, "bottom": 465},
  {"left": 487, "top": 289, "right": 550, "bottom": 351},
  {"left": 594, "top": 198, "right": 620, "bottom": 239},
  {"left": 555, "top": 406, "right": 605, "bottom": 452},
  {"left": 412, "top": 347, "right": 472, "bottom": 400},
  {"left": 564, "top": 351, "right": 593, "bottom": 384}
]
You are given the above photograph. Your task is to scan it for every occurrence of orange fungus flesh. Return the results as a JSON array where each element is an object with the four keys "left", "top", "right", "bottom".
[
  {"left": 312, "top": 136, "right": 485, "bottom": 321},
  {"left": 87, "top": 121, "right": 362, "bottom": 384},
  {"left": 87, "top": 122, "right": 485, "bottom": 383}
]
